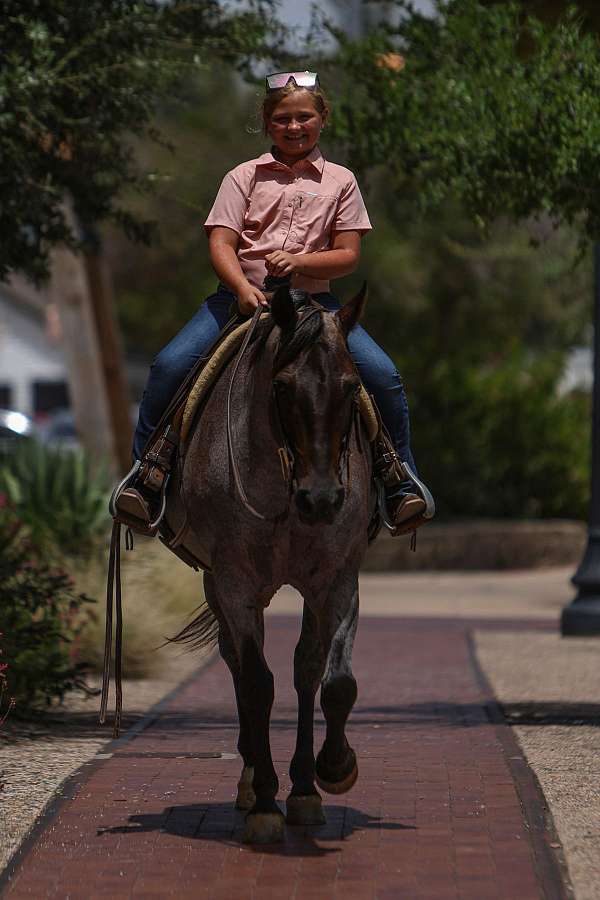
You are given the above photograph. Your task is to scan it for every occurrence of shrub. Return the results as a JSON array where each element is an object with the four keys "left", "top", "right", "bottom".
[
  {"left": 0, "top": 504, "right": 95, "bottom": 710},
  {"left": 408, "top": 351, "right": 590, "bottom": 519},
  {"left": 0, "top": 442, "right": 111, "bottom": 561}
]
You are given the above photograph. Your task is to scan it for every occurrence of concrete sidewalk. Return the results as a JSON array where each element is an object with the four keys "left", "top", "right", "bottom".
[{"left": 269, "top": 567, "right": 572, "bottom": 621}]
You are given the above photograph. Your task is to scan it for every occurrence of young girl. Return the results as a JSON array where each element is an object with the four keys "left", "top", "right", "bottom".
[{"left": 117, "top": 71, "right": 432, "bottom": 534}]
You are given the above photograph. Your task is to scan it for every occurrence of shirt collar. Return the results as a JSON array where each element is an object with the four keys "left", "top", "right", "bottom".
[{"left": 256, "top": 145, "right": 326, "bottom": 175}]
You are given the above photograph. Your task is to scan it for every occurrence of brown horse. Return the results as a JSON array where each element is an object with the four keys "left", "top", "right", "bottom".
[{"left": 169, "top": 283, "right": 374, "bottom": 843}]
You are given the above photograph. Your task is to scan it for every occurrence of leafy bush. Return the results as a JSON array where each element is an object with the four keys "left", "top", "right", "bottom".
[
  {"left": 0, "top": 442, "right": 110, "bottom": 560},
  {"left": 407, "top": 352, "right": 590, "bottom": 519},
  {"left": 0, "top": 503, "right": 95, "bottom": 710}
]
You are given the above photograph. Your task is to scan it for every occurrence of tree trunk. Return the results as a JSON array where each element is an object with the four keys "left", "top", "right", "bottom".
[
  {"left": 83, "top": 248, "right": 133, "bottom": 473},
  {"left": 50, "top": 211, "right": 132, "bottom": 475}
]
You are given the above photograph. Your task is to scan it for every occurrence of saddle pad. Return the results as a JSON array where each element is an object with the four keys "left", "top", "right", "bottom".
[
  {"left": 180, "top": 316, "right": 260, "bottom": 442},
  {"left": 180, "top": 316, "right": 380, "bottom": 444}
]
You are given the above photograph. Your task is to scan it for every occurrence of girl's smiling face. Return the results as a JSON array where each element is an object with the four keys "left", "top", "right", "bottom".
[{"left": 266, "top": 90, "right": 327, "bottom": 165}]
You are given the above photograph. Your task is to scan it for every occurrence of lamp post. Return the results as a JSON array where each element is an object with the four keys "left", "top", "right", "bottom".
[{"left": 561, "top": 242, "right": 600, "bottom": 634}]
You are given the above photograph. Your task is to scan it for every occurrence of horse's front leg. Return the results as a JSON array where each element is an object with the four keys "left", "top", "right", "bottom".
[
  {"left": 286, "top": 602, "right": 327, "bottom": 826},
  {"left": 315, "top": 572, "right": 360, "bottom": 795},
  {"left": 207, "top": 576, "right": 284, "bottom": 844},
  {"left": 204, "top": 574, "right": 255, "bottom": 810}
]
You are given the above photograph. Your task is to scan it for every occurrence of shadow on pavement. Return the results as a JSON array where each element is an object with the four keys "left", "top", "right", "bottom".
[{"left": 97, "top": 802, "right": 415, "bottom": 856}]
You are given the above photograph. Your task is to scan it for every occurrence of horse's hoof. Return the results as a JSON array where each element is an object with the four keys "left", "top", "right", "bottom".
[
  {"left": 235, "top": 766, "right": 255, "bottom": 810},
  {"left": 242, "top": 809, "right": 285, "bottom": 844},
  {"left": 315, "top": 747, "right": 358, "bottom": 795},
  {"left": 286, "top": 793, "right": 326, "bottom": 826}
]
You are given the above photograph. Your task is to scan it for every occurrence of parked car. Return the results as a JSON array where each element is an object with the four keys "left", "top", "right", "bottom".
[{"left": 39, "top": 408, "right": 80, "bottom": 451}]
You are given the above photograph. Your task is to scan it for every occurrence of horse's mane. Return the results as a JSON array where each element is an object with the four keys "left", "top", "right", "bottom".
[{"left": 250, "top": 290, "right": 324, "bottom": 375}]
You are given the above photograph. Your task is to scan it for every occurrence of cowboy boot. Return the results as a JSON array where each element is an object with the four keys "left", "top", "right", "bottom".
[
  {"left": 110, "top": 426, "right": 179, "bottom": 535},
  {"left": 373, "top": 432, "right": 435, "bottom": 536}
]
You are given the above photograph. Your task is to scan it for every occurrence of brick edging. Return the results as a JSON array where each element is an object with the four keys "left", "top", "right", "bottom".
[
  {"left": 465, "top": 631, "right": 573, "bottom": 900},
  {"left": 0, "top": 648, "right": 219, "bottom": 896}
]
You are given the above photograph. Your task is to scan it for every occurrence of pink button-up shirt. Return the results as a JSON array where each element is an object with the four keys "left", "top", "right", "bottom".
[{"left": 204, "top": 145, "right": 372, "bottom": 294}]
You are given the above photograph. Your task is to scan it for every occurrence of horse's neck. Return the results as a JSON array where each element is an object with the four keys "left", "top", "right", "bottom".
[{"left": 233, "top": 336, "right": 280, "bottom": 467}]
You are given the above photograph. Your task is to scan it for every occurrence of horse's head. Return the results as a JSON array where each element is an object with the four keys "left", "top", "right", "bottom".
[{"left": 269, "top": 284, "right": 367, "bottom": 525}]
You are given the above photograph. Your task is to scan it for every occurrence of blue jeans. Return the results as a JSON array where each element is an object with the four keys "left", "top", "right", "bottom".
[{"left": 133, "top": 286, "right": 417, "bottom": 481}]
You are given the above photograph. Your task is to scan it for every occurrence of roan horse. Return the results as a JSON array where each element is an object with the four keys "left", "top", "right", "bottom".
[{"left": 171, "top": 283, "right": 374, "bottom": 844}]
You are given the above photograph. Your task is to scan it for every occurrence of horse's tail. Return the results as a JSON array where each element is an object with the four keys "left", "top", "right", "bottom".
[{"left": 168, "top": 600, "right": 219, "bottom": 652}]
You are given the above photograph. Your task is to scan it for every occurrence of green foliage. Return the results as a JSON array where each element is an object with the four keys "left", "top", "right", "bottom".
[
  {"left": 0, "top": 442, "right": 111, "bottom": 560},
  {"left": 343, "top": 176, "right": 592, "bottom": 364},
  {"left": 325, "top": 0, "right": 600, "bottom": 249},
  {"left": 0, "top": 0, "right": 282, "bottom": 282},
  {"left": 408, "top": 353, "right": 590, "bottom": 519},
  {"left": 0, "top": 505, "right": 95, "bottom": 709}
]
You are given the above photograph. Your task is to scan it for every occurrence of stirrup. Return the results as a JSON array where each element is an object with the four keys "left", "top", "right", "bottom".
[
  {"left": 398, "top": 461, "right": 436, "bottom": 520},
  {"left": 109, "top": 460, "right": 141, "bottom": 518},
  {"left": 109, "top": 460, "right": 170, "bottom": 535},
  {"left": 375, "top": 458, "right": 435, "bottom": 539}
]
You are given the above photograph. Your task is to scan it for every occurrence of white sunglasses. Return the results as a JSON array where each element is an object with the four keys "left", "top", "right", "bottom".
[{"left": 266, "top": 71, "right": 320, "bottom": 91}]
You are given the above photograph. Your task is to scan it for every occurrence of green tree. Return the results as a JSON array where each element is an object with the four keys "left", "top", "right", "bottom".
[
  {"left": 326, "top": 0, "right": 600, "bottom": 250},
  {"left": 0, "top": 0, "right": 281, "bottom": 283}
]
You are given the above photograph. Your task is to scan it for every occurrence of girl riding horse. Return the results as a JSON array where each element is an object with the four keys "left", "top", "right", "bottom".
[{"left": 115, "top": 71, "right": 433, "bottom": 535}]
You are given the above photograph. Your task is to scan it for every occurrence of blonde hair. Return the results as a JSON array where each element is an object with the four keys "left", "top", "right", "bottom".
[{"left": 261, "top": 82, "right": 330, "bottom": 136}]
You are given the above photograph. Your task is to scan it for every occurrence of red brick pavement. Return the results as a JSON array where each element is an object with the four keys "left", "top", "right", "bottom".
[{"left": 1, "top": 616, "right": 569, "bottom": 900}]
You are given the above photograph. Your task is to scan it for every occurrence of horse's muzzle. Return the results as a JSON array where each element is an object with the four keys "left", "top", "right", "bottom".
[{"left": 295, "top": 486, "right": 345, "bottom": 524}]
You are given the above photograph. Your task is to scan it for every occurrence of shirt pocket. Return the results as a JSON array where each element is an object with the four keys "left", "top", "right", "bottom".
[{"left": 292, "top": 191, "right": 339, "bottom": 250}]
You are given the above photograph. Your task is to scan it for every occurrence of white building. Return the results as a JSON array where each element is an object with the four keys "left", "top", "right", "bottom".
[
  {"left": 0, "top": 284, "right": 69, "bottom": 418},
  {"left": 0, "top": 279, "right": 147, "bottom": 422}
]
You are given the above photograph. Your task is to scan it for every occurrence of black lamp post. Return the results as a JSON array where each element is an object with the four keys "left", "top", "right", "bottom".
[{"left": 561, "top": 242, "right": 600, "bottom": 634}]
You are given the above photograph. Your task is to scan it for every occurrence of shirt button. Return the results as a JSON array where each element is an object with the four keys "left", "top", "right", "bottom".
[{"left": 290, "top": 233, "right": 297, "bottom": 240}]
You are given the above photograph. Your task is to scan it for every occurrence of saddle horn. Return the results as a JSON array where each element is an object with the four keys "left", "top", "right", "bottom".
[{"left": 270, "top": 284, "right": 298, "bottom": 332}]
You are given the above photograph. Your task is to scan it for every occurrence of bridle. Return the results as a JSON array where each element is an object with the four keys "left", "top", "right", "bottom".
[{"left": 226, "top": 303, "right": 358, "bottom": 521}]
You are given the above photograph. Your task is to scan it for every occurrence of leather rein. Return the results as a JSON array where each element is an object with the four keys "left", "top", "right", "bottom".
[{"left": 226, "top": 303, "right": 356, "bottom": 521}]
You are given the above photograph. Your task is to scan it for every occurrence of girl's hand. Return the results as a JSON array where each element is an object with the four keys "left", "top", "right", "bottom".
[
  {"left": 237, "top": 284, "right": 268, "bottom": 316},
  {"left": 265, "top": 250, "right": 299, "bottom": 277}
]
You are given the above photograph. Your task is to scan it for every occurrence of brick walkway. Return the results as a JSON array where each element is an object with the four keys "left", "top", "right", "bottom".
[{"left": 1, "top": 616, "right": 568, "bottom": 900}]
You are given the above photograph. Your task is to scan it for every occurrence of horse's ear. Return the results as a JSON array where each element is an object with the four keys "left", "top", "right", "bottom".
[
  {"left": 270, "top": 285, "right": 297, "bottom": 332},
  {"left": 336, "top": 282, "right": 367, "bottom": 337}
]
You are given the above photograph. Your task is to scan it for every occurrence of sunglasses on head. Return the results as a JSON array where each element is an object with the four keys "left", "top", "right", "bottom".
[{"left": 266, "top": 71, "right": 320, "bottom": 91}]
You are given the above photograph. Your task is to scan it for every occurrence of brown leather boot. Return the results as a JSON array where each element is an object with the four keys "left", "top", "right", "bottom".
[
  {"left": 114, "top": 485, "right": 159, "bottom": 536},
  {"left": 373, "top": 432, "right": 435, "bottom": 537},
  {"left": 110, "top": 426, "right": 179, "bottom": 536}
]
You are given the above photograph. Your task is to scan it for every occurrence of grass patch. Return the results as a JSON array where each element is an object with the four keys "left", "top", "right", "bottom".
[{"left": 75, "top": 537, "right": 209, "bottom": 679}]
